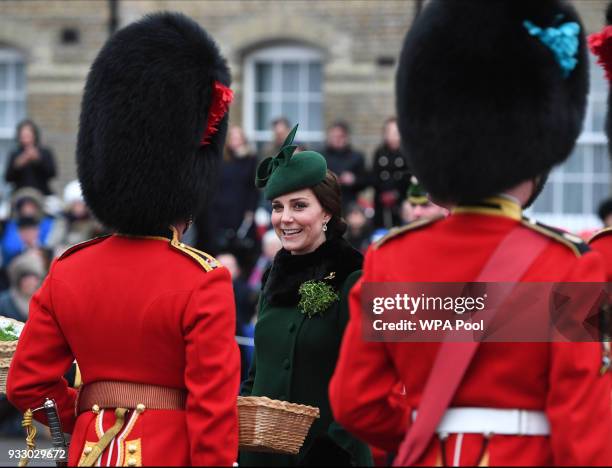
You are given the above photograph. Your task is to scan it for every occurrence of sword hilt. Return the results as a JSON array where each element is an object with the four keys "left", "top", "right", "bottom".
[{"left": 43, "top": 399, "right": 68, "bottom": 466}]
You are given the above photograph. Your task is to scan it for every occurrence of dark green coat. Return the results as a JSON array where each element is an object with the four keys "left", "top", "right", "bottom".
[{"left": 240, "top": 238, "right": 372, "bottom": 466}]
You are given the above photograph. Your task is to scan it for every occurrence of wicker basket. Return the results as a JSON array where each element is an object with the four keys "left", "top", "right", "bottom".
[
  {"left": 238, "top": 396, "right": 320, "bottom": 455},
  {"left": 0, "top": 316, "right": 23, "bottom": 395}
]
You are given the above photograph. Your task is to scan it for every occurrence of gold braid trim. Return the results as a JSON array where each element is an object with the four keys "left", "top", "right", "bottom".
[
  {"left": 374, "top": 214, "right": 445, "bottom": 250},
  {"left": 79, "top": 408, "right": 128, "bottom": 467},
  {"left": 18, "top": 409, "right": 36, "bottom": 467},
  {"left": 168, "top": 226, "right": 214, "bottom": 272},
  {"left": 589, "top": 226, "right": 612, "bottom": 244}
]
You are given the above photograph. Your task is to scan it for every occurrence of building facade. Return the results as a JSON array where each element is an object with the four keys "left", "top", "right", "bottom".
[{"left": 0, "top": 0, "right": 610, "bottom": 231}]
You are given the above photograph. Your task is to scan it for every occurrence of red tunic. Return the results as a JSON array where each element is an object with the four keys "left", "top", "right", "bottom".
[
  {"left": 329, "top": 197, "right": 612, "bottom": 466},
  {"left": 7, "top": 234, "right": 240, "bottom": 466}
]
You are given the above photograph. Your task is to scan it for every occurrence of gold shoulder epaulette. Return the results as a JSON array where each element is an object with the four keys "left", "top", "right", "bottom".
[
  {"left": 169, "top": 236, "right": 220, "bottom": 273},
  {"left": 374, "top": 215, "right": 444, "bottom": 250},
  {"left": 589, "top": 227, "right": 612, "bottom": 244},
  {"left": 58, "top": 235, "right": 111, "bottom": 261},
  {"left": 521, "top": 218, "right": 589, "bottom": 257}
]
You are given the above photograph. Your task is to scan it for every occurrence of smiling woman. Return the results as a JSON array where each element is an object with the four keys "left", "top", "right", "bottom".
[
  {"left": 271, "top": 169, "right": 344, "bottom": 255},
  {"left": 241, "top": 125, "right": 371, "bottom": 466},
  {"left": 271, "top": 189, "right": 329, "bottom": 255}
]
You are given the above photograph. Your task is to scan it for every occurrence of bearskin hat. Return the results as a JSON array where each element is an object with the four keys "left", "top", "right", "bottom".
[
  {"left": 396, "top": 0, "right": 588, "bottom": 203},
  {"left": 77, "top": 12, "right": 232, "bottom": 235}
]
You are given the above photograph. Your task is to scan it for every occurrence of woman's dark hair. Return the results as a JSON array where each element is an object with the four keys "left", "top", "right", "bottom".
[
  {"left": 311, "top": 170, "right": 347, "bottom": 238},
  {"left": 16, "top": 119, "right": 40, "bottom": 146}
]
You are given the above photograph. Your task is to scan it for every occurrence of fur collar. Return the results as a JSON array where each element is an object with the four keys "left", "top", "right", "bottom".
[{"left": 263, "top": 237, "right": 363, "bottom": 307}]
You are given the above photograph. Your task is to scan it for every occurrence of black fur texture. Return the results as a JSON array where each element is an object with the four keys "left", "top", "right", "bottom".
[
  {"left": 262, "top": 237, "right": 363, "bottom": 307},
  {"left": 396, "top": 0, "right": 588, "bottom": 203},
  {"left": 77, "top": 12, "right": 230, "bottom": 235}
]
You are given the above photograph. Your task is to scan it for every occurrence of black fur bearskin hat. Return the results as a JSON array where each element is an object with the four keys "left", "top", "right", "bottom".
[
  {"left": 396, "top": 0, "right": 588, "bottom": 204},
  {"left": 77, "top": 12, "right": 232, "bottom": 235}
]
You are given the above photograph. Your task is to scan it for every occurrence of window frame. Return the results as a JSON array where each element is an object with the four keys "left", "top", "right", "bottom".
[
  {"left": 0, "top": 48, "right": 26, "bottom": 140},
  {"left": 527, "top": 56, "right": 611, "bottom": 232},
  {"left": 243, "top": 45, "right": 324, "bottom": 147}
]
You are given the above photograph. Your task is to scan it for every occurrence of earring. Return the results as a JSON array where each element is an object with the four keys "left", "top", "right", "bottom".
[
  {"left": 186, "top": 214, "right": 194, "bottom": 230},
  {"left": 322, "top": 222, "right": 328, "bottom": 232}
]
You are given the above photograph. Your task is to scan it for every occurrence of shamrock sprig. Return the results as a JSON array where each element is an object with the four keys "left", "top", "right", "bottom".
[
  {"left": 298, "top": 280, "right": 339, "bottom": 318},
  {"left": 0, "top": 323, "right": 19, "bottom": 341}
]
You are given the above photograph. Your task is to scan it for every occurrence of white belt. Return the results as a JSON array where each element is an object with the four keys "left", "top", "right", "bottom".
[{"left": 412, "top": 408, "right": 550, "bottom": 436}]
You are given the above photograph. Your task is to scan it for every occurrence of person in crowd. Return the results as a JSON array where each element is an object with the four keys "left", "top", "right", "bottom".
[
  {"left": 218, "top": 252, "right": 256, "bottom": 381},
  {"left": 241, "top": 125, "right": 372, "bottom": 466},
  {"left": 597, "top": 197, "right": 612, "bottom": 228},
  {"left": 0, "top": 251, "right": 45, "bottom": 322},
  {"left": 208, "top": 126, "right": 258, "bottom": 258},
  {"left": 247, "top": 228, "right": 282, "bottom": 295},
  {"left": 587, "top": 4, "right": 612, "bottom": 280},
  {"left": 330, "top": 1, "right": 612, "bottom": 466},
  {"left": 322, "top": 121, "right": 367, "bottom": 210},
  {"left": 5, "top": 119, "right": 57, "bottom": 196},
  {"left": 399, "top": 199, "right": 414, "bottom": 225},
  {"left": 399, "top": 177, "right": 448, "bottom": 225},
  {"left": 262, "top": 117, "right": 292, "bottom": 158},
  {"left": 405, "top": 176, "right": 449, "bottom": 222},
  {"left": 47, "top": 179, "right": 106, "bottom": 256},
  {"left": 7, "top": 13, "right": 240, "bottom": 466},
  {"left": 344, "top": 202, "right": 372, "bottom": 253},
  {"left": 0, "top": 252, "right": 46, "bottom": 438},
  {"left": 1, "top": 188, "right": 55, "bottom": 267},
  {"left": 371, "top": 117, "right": 410, "bottom": 229}
]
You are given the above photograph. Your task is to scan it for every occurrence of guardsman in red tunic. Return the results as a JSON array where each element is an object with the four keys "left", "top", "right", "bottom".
[
  {"left": 589, "top": 228, "right": 612, "bottom": 374},
  {"left": 587, "top": 5, "right": 612, "bottom": 374},
  {"left": 7, "top": 12, "right": 240, "bottom": 466},
  {"left": 329, "top": 1, "right": 612, "bottom": 466},
  {"left": 588, "top": 6, "right": 612, "bottom": 282}
]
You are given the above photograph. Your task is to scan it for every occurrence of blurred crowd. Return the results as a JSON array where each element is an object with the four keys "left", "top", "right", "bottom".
[
  {"left": 0, "top": 120, "right": 109, "bottom": 436},
  {"left": 0, "top": 120, "right": 107, "bottom": 326}
]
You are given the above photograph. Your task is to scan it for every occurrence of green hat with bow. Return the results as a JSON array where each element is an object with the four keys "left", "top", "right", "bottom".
[
  {"left": 407, "top": 176, "right": 429, "bottom": 205},
  {"left": 255, "top": 124, "right": 327, "bottom": 200}
]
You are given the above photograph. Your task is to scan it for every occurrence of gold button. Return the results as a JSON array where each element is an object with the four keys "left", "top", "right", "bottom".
[
  {"left": 92, "top": 404, "right": 100, "bottom": 414},
  {"left": 127, "top": 457, "right": 136, "bottom": 467},
  {"left": 84, "top": 447, "right": 93, "bottom": 455},
  {"left": 136, "top": 403, "right": 146, "bottom": 414},
  {"left": 127, "top": 444, "right": 137, "bottom": 454}
]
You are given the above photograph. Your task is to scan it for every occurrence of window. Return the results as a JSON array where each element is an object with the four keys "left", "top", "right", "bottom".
[
  {"left": 529, "top": 56, "right": 611, "bottom": 232},
  {"left": 243, "top": 45, "right": 323, "bottom": 152},
  {"left": 0, "top": 48, "right": 26, "bottom": 185}
]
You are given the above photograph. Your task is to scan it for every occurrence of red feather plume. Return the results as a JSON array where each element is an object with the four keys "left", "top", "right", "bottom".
[
  {"left": 589, "top": 25, "right": 612, "bottom": 82},
  {"left": 200, "top": 81, "right": 234, "bottom": 146}
]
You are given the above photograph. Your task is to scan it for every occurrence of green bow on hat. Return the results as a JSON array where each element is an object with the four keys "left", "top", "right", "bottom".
[{"left": 255, "top": 124, "right": 328, "bottom": 200}]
